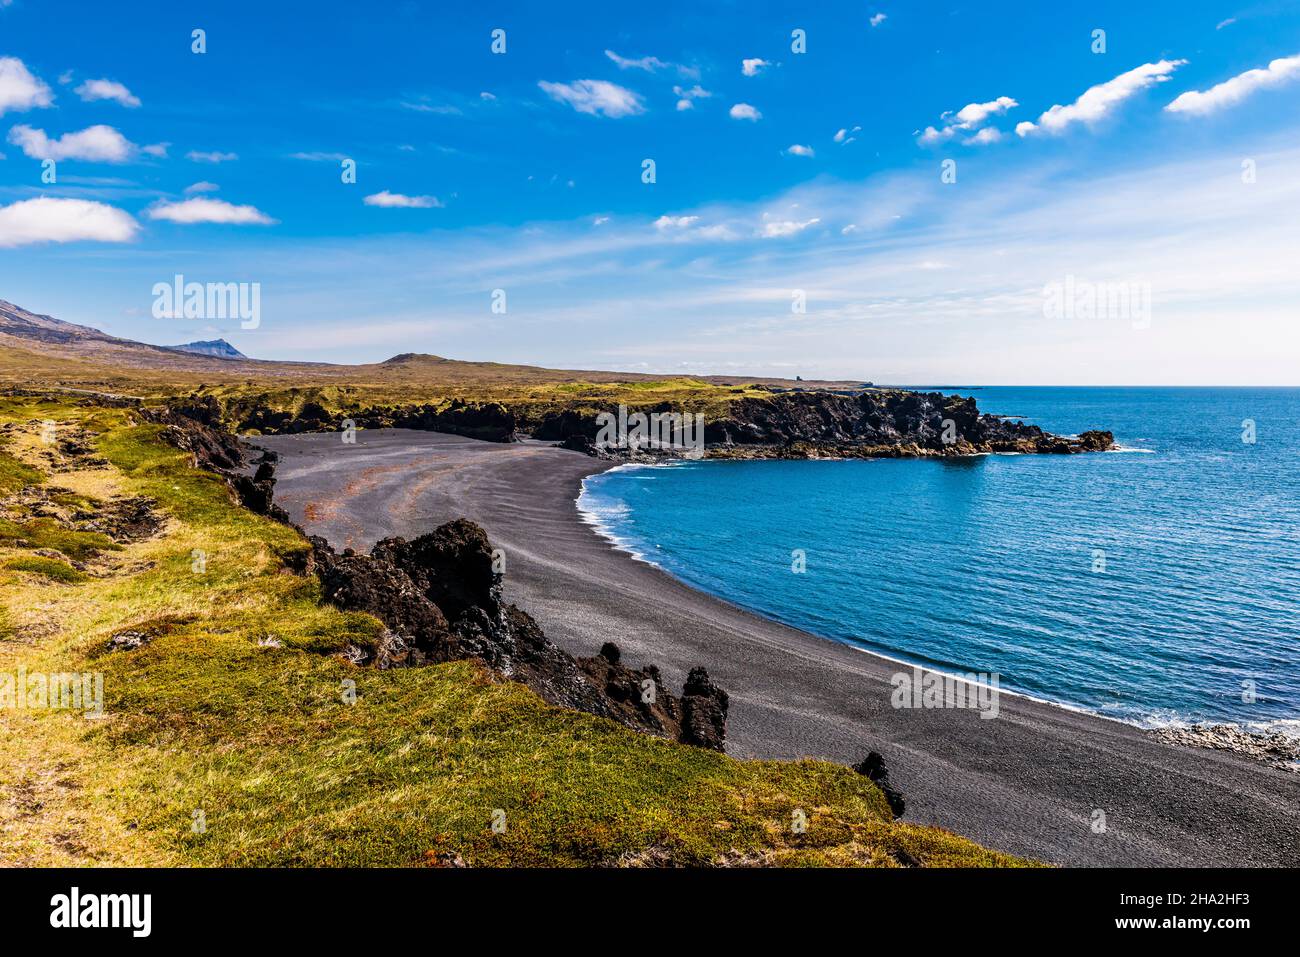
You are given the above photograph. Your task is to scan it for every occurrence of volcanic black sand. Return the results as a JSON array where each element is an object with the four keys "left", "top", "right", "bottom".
[{"left": 256, "top": 428, "right": 1300, "bottom": 866}]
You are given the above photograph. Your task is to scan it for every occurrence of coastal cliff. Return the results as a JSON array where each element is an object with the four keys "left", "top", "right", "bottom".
[
  {"left": 144, "top": 405, "right": 730, "bottom": 752},
  {"left": 174, "top": 387, "right": 1114, "bottom": 459},
  {"left": 553, "top": 390, "right": 1114, "bottom": 459}
]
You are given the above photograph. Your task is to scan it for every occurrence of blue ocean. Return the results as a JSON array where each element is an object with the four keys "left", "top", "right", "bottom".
[{"left": 578, "top": 388, "right": 1300, "bottom": 731}]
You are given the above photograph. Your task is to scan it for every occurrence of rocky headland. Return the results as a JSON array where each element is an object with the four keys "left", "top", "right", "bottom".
[{"left": 171, "top": 387, "right": 1115, "bottom": 461}]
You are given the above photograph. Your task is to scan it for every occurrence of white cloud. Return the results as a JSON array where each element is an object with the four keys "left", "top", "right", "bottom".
[
  {"left": 605, "top": 50, "right": 668, "bottom": 72},
  {"left": 147, "top": 198, "right": 275, "bottom": 225},
  {"left": 8, "top": 123, "right": 135, "bottom": 162},
  {"left": 185, "top": 181, "right": 219, "bottom": 193},
  {"left": 401, "top": 101, "right": 461, "bottom": 115},
  {"left": 141, "top": 142, "right": 169, "bottom": 158},
  {"left": 730, "top": 102, "right": 762, "bottom": 121},
  {"left": 0, "top": 57, "right": 53, "bottom": 116},
  {"left": 187, "top": 150, "right": 238, "bottom": 163},
  {"left": 0, "top": 196, "right": 137, "bottom": 247},
  {"left": 761, "top": 217, "right": 820, "bottom": 238},
  {"left": 1165, "top": 54, "right": 1300, "bottom": 115},
  {"left": 290, "top": 151, "right": 349, "bottom": 161},
  {"left": 654, "top": 215, "right": 699, "bottom": 230},
  {"left": 75, "top": 78, "right": 140, "bottom": 108},
  {"left": 604, "top": 50, "right": 697, "bottom": 79},
  {"left": 841, "top": 224, "right": 858, "bottom": 234},
  {"left": 673, "top": 84, "right": 710, "bottom": 111},
  {"left": 954, "top": 96, "right": 1017, "bottom": 126},
  {"left": 363, "top": 190, "right": 442, "bottom": 208},
  {"left": 784, "top": 144, "right": 814, "bottom": 157},
  {"left": 965, "top": 127, "right": 1002, "bottom": 145},
  {"left": 1216, "top": 17, "right": 1237, "bottom": 30},
  {"left": 480, "top": 91, "right": 496, "bottom": 100},
  {"left": 918, "top": 95, "right": 1016, "bottom": 144},
  {"left": 1017, "top": 60, "right": 1185, "bottom": 136},
  {"left": 538, "top": 79, "right": 645, "bottom": 118},
  {"left": 741, "top": 58, "right": 770, "bottom": 77},
  {"left": 870, "top": 13, "right": 887, "bottom": 27},
  {"left": 834, "top": 126, "right": 861, "bottom": 144}
]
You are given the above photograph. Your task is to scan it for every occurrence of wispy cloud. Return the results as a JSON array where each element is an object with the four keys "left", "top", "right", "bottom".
[
  {"left": 673, "top": 84, "right": 711, "bottom": 111},
  {"left": 604, "top": 49, "right": 698, "bottom": 79},
  {"left": 401, "top": 101, "right": 462, "bottom": 115},
  {"left": 1166, "top": 54, "right": 1300, "bottom": 115},
  {"left": 1017, "top": 60, "right": 1185, "bottom": 136},
  {"left": 363, "top": 190, "right": 442, "bottom": 208},
  {"left": 538, "top": 79, "right": 645, "bottom": 118},
  {"left": 761, "top": 216, "right": 821, "bottom": 237},
  {"left": 290, "top": 150, "right": 350, "bottom": 161},
  {"left": 654, "top": 214, "right": 699, "bottom": 230},
  {"left": 783, "top": 144, "right": 814, "bottom": 157},
  {"left": 74, "top": 78, "right": 140, "bottom": 108},
  {"left": 870, "top": 13, "right": 888, "bottom": 27},
  {"left": 741, "top": 58, "right": 770, "bottom": 77},
  {"left": 187, "top": 150, "right": 238, "bottom": 163}
]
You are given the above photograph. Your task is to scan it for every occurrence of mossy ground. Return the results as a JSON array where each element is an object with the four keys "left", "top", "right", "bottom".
[{"left": 0, "top": 394, "right": 1032, "bottom": 867}]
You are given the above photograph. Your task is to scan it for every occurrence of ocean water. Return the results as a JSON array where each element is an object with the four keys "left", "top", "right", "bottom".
[{"left": 578, "top": 388, "right": 1300, "bottom": 731}]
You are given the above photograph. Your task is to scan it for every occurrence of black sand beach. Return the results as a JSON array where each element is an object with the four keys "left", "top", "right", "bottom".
[{"left": 257, "top": 428, "right": 1300, "bottom": 866}]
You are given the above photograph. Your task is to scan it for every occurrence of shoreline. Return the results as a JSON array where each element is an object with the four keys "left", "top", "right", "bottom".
[
  {"left": 576, "top": 463, "right": 1299, "bottom": 743},
  {"left": 257, "top": 428, "right": 1300, "bottom": 866}
]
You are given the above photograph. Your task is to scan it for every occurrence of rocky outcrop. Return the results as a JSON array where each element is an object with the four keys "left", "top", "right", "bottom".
[
  {"left": 236, "top": 399, "right": 517, "bottom": 443},
  {"left": 853, "top": 751, "right": 906, "bottom": 818},
  {"left": 141, "top": 407, "right": 292, "bottom": 524},
  {"left": 679, "top": 667, "right": 729, "bottom": 751},
  {"left": 313, "top": 521, "right": 729, "bottom": 750},
  {"left": 141, "top": 406, "right": 245, "bottom": 472},
  {"left": 702, "top": 391, "right": 1113, "bottom": 458},
  {"left": 528, "top": 390, "right": 1114, "bottom": 461},
  {"left": 573, "top": 643, "right": 727, "bottom": 750}
]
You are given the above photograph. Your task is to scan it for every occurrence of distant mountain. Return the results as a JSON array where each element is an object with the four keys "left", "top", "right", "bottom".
[
  {"left": 0, "top": 298, "right": 121, "bottom": 346},
  {"left": 169, "top": 339, "right": 247, "bottom": 359},
  {"left": 0, "top": 296, "right": 867, "bottom": 392}
]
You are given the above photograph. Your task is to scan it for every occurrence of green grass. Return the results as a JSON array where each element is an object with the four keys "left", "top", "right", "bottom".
[
  {"left": 5, "top": 556, "right": 89, "bottom": 584},
  {"left": 0, "top": 444, "right": 43, "bottom": 495},
  {"left": 0, "top": 517, "right": 120, "bottom": 561},
  {"left": 0, "top": 394, "right": 1033, "bottom": 867}
]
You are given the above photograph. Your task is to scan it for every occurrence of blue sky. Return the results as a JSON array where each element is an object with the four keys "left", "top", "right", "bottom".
[{"left": 3, "top": 0, "right": 1300, "bottom": 383}]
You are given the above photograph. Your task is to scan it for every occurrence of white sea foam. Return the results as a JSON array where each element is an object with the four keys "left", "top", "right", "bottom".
[{"left": 576, "top": 466, "right": 666, "bottom": 567}]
